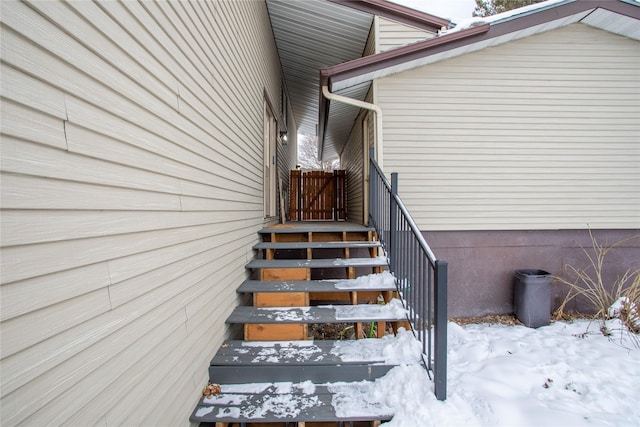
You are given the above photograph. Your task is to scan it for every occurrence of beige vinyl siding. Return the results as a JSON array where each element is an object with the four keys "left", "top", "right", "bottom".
[
  {"left": 364, "top": 17, "right": 377, "bottom": 56},
  {"left": 377, "top": 16, "right": 436, "bottom": 53},
  {"left": 342, "top": 114, "right": 365, "bottom": 223},
  {"left": 377, "top": 24, "right": 640, "bottom": 231},
  {"left": 0, "top": 0, "right": 285, "bottom": 425},
  {"left": 341, "top": 87, "right": 375, "bottom": 224}
]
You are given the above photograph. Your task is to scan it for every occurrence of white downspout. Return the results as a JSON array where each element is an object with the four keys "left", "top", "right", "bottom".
[
  {"left": 322, "top": 85, "right": 383, "bottom": 225},
  {"left": 322, "top": 85, "right": 383, "bottom": 168}
]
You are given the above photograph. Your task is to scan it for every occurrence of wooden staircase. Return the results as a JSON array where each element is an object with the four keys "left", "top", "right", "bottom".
[{"left": 189, "top": 222, "right": 419, "bottom": 426}]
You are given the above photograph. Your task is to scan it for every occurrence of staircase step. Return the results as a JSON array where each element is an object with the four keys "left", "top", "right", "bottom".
[
  {"left": 213, "top": 339, "right": 386, "bottom": 366},
  {"left": 189, "top": 385, "right": 394, "bottom": 424},
  {"left": 259, "top": 222, "right": 375, "bottom": 234},
  {"left": 246, "top": 257, "right": 388, "bottom": 270},
  {"left": 254, "top": 240, "right": 381, "bottom": 250},
  {"left": 210, "top": 340, "right": 398, "bottom": 383},
  {"left": 238, "top": 273, "right": 396, "bottom": 294},
  {"left": 227, "top": 299, "right": 408, "bottom": 325}
]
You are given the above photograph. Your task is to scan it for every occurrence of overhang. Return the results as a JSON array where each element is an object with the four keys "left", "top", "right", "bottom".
[
  {"left": 266, "top": 0, "right": 449, "bottom": 159},
  {"left": 318, "top": 0, "right": 640, "bottom": 160}
]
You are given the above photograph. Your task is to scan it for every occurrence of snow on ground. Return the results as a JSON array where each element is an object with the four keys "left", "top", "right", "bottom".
[
  {"left": 366, "top": 319, "right": 640, "bottom": 427},
  {"left": 198, "top": 318, "right": 639, "bottom": 425}
]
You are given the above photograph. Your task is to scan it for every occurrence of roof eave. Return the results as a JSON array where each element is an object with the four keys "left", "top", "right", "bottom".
[
  {"left": 319, "top": 23, "right": 490, "bottom": 89},
  {"left": 326, "top": 0, "right": 450, "bottom": 32},
  {"left": 318, "top": 0, "right": 640, "bottom": 158},
  {"left": 323, "top": 0, "right": 640, "bottom": 90}
]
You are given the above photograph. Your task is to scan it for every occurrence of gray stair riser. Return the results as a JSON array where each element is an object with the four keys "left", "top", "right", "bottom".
[{"left": 209, "top": 364, "right": 394, "bottom": 384}]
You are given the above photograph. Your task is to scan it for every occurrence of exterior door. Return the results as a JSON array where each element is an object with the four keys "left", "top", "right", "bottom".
[{"left": 263, "top": 100, "right": 277, "bottom": 217}]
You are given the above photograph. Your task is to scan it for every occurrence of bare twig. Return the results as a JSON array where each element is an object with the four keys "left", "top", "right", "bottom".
[{"left": 553, "top": 229, "right": 640, "bottom": 339}]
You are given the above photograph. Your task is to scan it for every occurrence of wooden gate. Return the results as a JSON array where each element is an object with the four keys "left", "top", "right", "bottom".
[{"left": 290, "top": 170, "right": 346, "bottom": 221}]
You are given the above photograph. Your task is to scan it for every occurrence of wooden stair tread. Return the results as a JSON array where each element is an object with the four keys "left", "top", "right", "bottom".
[
  {"left": 246, "top": 257, "right": 388, "bottom": 269},
  {"left": 238, "top": 278, "right": 396, "bottom": 293},
  {"left": 254, "top": 240, "right": 381, "bottom": 250},
  {"left": 227, "top": 301, "right": 407, "bottom": 324},
  {"left": 189, "top": 386, "right": 394, "bottom": 423}
]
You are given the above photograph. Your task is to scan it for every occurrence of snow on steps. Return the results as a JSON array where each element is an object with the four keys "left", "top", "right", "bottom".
[
  {"left": 227, "top": 299, "right": 409, "bottom": 325},
  {"left": 190, "top": 222, "right": 411, "bottom": 425},
  {"left": 190, "top": 385, "right": 393, "bottom": 424},
  {"left": 190, "top": 331, "right": 424, "bottom": 424},
  {"left": 238, "top": 270, "right": 397, "bottom": 294}
]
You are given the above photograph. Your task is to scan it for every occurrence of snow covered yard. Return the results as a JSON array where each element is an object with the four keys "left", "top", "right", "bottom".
[
  {"left": 374, "top": 319, "right": 640, "bottom": 427},
  {"left": 204, "top": 320, "right": 638, "bottom": 426}
]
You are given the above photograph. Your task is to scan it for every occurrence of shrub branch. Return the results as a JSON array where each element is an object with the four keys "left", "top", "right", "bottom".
[{"left": 553, "top": 229, "right": 640, "bottom": 337}]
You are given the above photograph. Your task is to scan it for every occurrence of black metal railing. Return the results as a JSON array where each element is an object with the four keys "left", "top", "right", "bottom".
[{"left": 368, "top": 147, "right": 448, "bottom": 401}]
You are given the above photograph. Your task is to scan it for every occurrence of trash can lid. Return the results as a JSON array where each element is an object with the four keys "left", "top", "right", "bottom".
[{"left": 516, "top": 269, "right": 550, "bottom": 277}]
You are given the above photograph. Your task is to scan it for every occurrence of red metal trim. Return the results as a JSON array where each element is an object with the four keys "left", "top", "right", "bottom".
[
  {"left": 318, "top": 0, "right": 639, "bottom": 156},
  {"left": 319, "top": 23, "right": 490, "bottom": 86},
  {"left": 326, "top": 0, "right": 450, "bottom": 32},
  {"left": 321, "top": 0, "right": 640, "bottom": 88}
]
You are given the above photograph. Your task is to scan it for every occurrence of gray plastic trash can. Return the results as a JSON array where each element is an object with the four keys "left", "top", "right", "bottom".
[{"left": 514, "top": 269, "right": 551, "bottom": 328}]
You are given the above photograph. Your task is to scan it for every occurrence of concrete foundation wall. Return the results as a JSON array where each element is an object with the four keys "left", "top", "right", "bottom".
[{"left": 423, "top": 229, "right": 640, "bottom": 318}]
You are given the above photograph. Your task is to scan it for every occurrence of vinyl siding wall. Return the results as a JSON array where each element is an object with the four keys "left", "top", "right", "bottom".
[
  {"left": 339, "top": 16, "right": 436, "bottom": 225},
  {"left": 363, "top": 17, "right": 377, "bottom": 56},
  {"left": 0, "top": 1, "right": 285, "bottom": 425},
  {"left": 342, "top": 113, "right": 365, "bottom": 223},
  {"left": 340, "top": 87, "right": 376, "bottom": 225},
  {"left": 377, "top": 16, "right": 436, "bottom": 53},
  {"left": 377, "top": 24, "right": 640, "bottom": 231}
]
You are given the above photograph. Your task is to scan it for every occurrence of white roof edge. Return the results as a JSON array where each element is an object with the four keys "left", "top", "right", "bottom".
[{"left": 443, "top": 0, "right": 575, "bottom": 35}]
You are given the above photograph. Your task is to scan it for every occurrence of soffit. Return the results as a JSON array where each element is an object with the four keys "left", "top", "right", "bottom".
[
  {"left": 266, "top": 0, "right": 374, "bottom": 141},
  {"left": 581, "top": 6, "right": 640, "bottom": 40}
]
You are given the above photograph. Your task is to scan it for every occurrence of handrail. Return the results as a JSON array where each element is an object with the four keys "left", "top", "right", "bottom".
[
  {"left": 368, "top": 147, "right": 448, "bottom": 401},
  {"left": 369, "top": 154, "right": 437, "bottom": 262}
]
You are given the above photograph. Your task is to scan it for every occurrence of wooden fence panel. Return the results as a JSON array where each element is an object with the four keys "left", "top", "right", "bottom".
[{"left": 289, "top": 170, "right": 346, "bottom": 221}]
